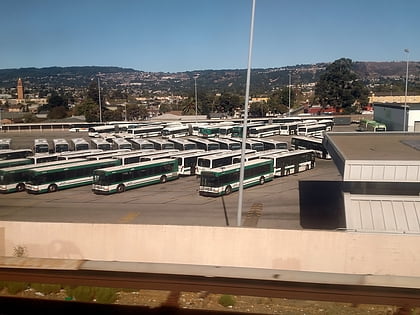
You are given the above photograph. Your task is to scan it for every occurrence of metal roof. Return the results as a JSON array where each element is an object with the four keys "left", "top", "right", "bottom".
[{"left": 344, "top": 193, "right": 420, "bottom": 234}]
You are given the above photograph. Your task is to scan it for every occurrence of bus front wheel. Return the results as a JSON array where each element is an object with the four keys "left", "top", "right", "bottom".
[
  {"left": 48, "top": 184, "right": 58, "bottom": 193},
  {"left": 225, "top": 185, "right": 232, "bottom": 195},
  {"left": 160, "top": 175, "right": 167, "bottom": 183},
  {"left": 116, "top": 184, "right": 125, "bottom": 193},
  {"left": 16, "top": 183, "right": 25, "bottom": 192},
  {"left": 259, "top": 176, "right": 265, "bottom": 185}
]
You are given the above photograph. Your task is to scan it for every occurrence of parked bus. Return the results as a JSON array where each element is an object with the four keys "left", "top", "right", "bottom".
[
  {"left": 29, "top": 153, "right": 60, "bottom": 164},
  {"left": 92, "top": 158, "right": 179, "bottom": 194},
  {"left": 168, "top": 138, "right": 197, "bottom": 151},
  {"left": 199, "top": 159, "right": 274, "bottom": 196},
  {"left": 128, "top": 125, "right": 164, "bottom": 138},
  {"left": 231, "top": 139, "right": 265, "bottom": 151},
  {"left": 260, "top": 150, "right": 315, "bottom": 177},
  {"left": 248, "top": 124, "right": 281, "bottom": 138},
  {"left": 0, "top": 149, "right": 33, "bottom": 160},
  {"left": 189, "top": 138, "right": 220, "bottom": 151},
  {"left": 0, "top": 158, "right": 32, "bottom": 169},
  {"left": 231, "top": 122, "right": 264, "bottom": 138},
  {"left": 195, "top": 150, "right": 254, "bottom": 175},
  {"left": 129, "top": 139, "right": 154, "bottom": 150},
  {"left": 112, "top": 138, "right": 132, "bottom": 150},
  {"left": 161, "top": 125, "right": 190, "bottom": 138},
  {"left": 25, "top": 158, "right": 120, "bottom": 194},
  {"left": 258, "top": 139, "right": 288, "bottom": 151},
  {"left": 34, "top": 139, "right": 49, "bottom": 153},
  {"left": 0, "top": 158, "right": 86, "bottom": 193},
  {"left": 88, "top": 125, "right": 116, "bottom": 137},
  {"left": 71, "top": 138, "right": 90, "bottom": 151},
  {"left": 210, "top": 138, "right": 241, "bottom": 150},
  {"left": 148, "top": 139, "right": 175, "bottom": 150},
  {"left": 53, "top": 139, "right": 70, "bottom": 153},
  {"left": 114, "top": 150, "right": 178, "bottom": 165},
  {"left": 291, "top": 136, "right": 331, "bottom": 159},
  {"left": 296, "top": 123, "right": 328, "bottom": 137},
  {"left": 57, "top": 149, "right": 104, "bottom": 160},
  {"left": 198, "top": 126, "right": 220, "bottom": 138},
  {"left": 91, "top": 138, "right": 112, "bottom": 150},
  {"left": 279, "top": 122, "right": 299, "bottom": 135},
  {"left": 170, "top": 150, "right": 216, "bottom": 176},
  {"left": 0, "top": 139, "right": 11, "bottom": 150},
  {"left": 218, "top": 124, "right": 237, "bottom": 138}
]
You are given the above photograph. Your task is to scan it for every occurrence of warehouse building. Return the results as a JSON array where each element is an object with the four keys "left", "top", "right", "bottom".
[
  {"left": 323, "top": 132, "right": 420, "bottom": 233},
  {"left": 373, "top": 102, "right": 420, "bottom": 132}
]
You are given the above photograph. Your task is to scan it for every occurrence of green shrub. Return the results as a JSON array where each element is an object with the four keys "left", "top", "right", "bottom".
[
  {"left": 6, "top": 281, "right": 27, "bottom": 294},
  {"left": 94, "top": 287, "right": 118, "bottom": 304},
  {"left": 69, "top": 286, "right": 95, "bottom": 302},
  {"left": 218, "top": 294, "right": 236, "bottom": 307}
]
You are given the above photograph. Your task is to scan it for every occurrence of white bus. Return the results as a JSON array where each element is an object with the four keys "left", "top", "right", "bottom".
[
  {"left": 29, "top": 153, "right": 61, "bottom": 164},
  {"left": 189, "top": 138, "right": 220, "bottom": 151},
  {"left": 34, "top": 139, "right": 49, "bottom": 153},
  {"left": 231, "top": 139, "right": 265, "bottom": 151},
  {"left": 129, "top": 139, "right": 155, "bottom": 150},
  {"left": 92, "top": 158, "right": 179, "bottom": 194},
  {"left": 71, "top": 138, "right": 90, "bottom": 151},
  {"left": 0, "top": 158, "right": 86, "bottom": 193},
  {"left": 0, "top": 149, "right": 33, "bottom": 160},
  {"left": 161, "top": 125, "right": 190, "bottom": 138},
  {"left": 113, "top": 150, "right": 178, "bottom": 165},
  {"left": 291, "top": 136, "right": 331, "bottom": 159},
  {"left": 128, "top": 125, "right": 164, "bottom": 138},
  {"left": 258, "top": 139, "right": 288, "bottom": 151},
  {"left": 210, "top": 138, "right": 241, "bottom": 150},
  {"left": 199, "top": 159, "right": 274, "bottom": 196},
  {"left": 296, "top": 123, "right": 327, "bottom": 137},
  {"left": 148, "top": 139, "right": 175, "bottom": 150},
  {"left": 57, "top": 149, "right": 104, "bottom": 160},
  {"left": 25, "top": 158, "right": 120, "bottom": 194},
  {"left": 168, "top": 138, "right": 197, "bottom": 151},
  {"left": 91, "top": 138, "right": 112, "bottom": 150},
  {"left": 0, "top": 139, "right": 11, "bottom": 150},
  {"left": 260, "top": 150, "right": 315, "bottom": 177},
  {"left": 195, "top": 150, "right": 254, "bottom": 175},
  {"left": 88, "top": 125, "right": 116, "bottom": 137},
  {"left": 53, "top": 139, "right": 70, "bottom": 153},
  {"left": 218, "top": 124, "right": 237, "bottom": 138},
  {"left": 112, "top": 138, "right": 132, "bottom": 150},
  {"left": 279, "top": 122, "right": 299, "bottom": 135},
  {"left": 248, "top": 124, "right": 281, "bottom": 138},
  {"left": 169, "top": 150, "right": 216, "bottom": 176}
]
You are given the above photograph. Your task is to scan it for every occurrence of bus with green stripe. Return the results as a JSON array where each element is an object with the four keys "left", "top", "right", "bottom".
[
  {"left": 25, "top": 159, "right": 120, "bottom": 194},
  {"left": 0, "top": 159, "right": 86, "bottom": 193},
  {"left": 199, "top": 159, "right": 274, "bottom": 197},
  {"left": 92, "top": 158, "right": 179, "bottom": 194},
  {"left": 0, "top": 158, "right": 32, "bottom": 169}
]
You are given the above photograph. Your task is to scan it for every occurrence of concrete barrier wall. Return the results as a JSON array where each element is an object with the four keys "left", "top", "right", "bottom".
[{"left": 1, "top": 221, "right": 420, "bottom": 277}]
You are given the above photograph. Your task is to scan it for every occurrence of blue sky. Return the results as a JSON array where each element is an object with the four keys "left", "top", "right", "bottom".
[{"left": 1, "top": 0, "right": 419, "bottom": 72}]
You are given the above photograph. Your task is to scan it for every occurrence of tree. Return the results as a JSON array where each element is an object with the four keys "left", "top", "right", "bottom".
[
  {"left": 73, "top": 99, "right": 99, "bottom": 122},
  {"left": 47, "top": 106, "right": 68, "bottom": 119},
  {"left": 215, "top": 93, "right": 242, "bottom": 115},
  {"left": 314, "top": 58, "right": 369, "bottom": 111},
  {"left": 249, "top": 102, "right": 269, "bottom": 117},
  {"left": 267, "top": 88, "right": 293, "bottom": 114},
  {"left": 159, "top": 103, "right": 172, "bottom": 114}
]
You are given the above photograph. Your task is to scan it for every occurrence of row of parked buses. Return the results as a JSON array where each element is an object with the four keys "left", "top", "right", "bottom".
[
  {"left": 0, "top": 136, "right": 326, "bottom": 196},
  {"left": 84, "top": 117, "right": 334, "bottom": 141}
]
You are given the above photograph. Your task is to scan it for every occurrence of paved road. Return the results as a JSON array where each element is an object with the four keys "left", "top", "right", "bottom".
[{"left": 0, "top": 125, "right": 355, "bottom": 229}]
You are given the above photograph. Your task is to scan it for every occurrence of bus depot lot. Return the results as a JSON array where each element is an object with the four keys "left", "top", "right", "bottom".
[{"left": 0, "top": 157, "right": 341, "bottom": 229}]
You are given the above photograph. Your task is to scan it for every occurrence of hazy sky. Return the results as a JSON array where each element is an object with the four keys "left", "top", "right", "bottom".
[{"left": 1, "top": 0, "right": 418, "bottom": 72}]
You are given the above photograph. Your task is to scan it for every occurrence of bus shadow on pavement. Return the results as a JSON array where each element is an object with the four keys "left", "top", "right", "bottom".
[{"left": 299, "top": 180, "right": 346, "bottom": 230}]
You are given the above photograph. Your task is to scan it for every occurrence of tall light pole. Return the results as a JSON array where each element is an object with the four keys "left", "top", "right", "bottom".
[
  {"left": 237, "top": 0, "right": 256, "bottom": 227},
  {"left": 194, "top": 75, "right": 199, "bottom": 123},
  {"left": 403, "top": 49, "right": 409, "bottom": 132},
  {"left": 97, "top": 77, "right": 103, "bottom": 123},
  {"left": 288, "top": 72, "right": 291, "bottom": 116}
]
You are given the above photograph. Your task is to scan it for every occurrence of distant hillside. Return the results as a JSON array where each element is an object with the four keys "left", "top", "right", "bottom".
[{"left": 0, "top": 61, "right": 418, "bottom": 95}]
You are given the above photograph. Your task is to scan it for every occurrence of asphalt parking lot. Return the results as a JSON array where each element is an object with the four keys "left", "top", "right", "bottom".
[{"left": 0, "top": 125, "right": 355, "bottom": 229}]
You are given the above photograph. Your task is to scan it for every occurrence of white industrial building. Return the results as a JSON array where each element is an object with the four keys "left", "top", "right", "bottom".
[
  {"left": 374, "top": 102, "right": 420, "bottom": 132},
  {"left": 323, "top": 132, "right": 420, "bottom": 233}
]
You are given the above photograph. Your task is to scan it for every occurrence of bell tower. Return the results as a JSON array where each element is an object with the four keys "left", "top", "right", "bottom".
[{"left": 17, "top": 78, "right": 24, "bottom": 101}]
